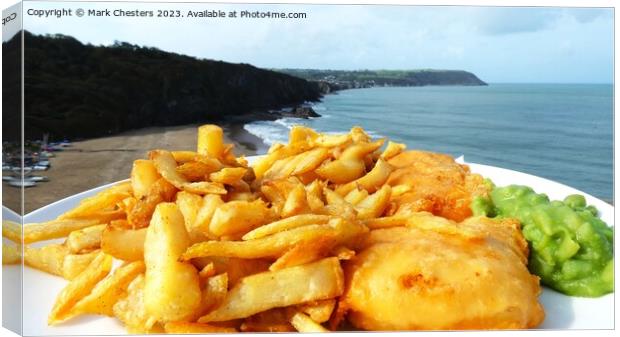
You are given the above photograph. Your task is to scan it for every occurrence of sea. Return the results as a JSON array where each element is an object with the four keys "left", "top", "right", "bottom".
[{"left": 244, "top": 83, "right": 613, "bottom": 202}]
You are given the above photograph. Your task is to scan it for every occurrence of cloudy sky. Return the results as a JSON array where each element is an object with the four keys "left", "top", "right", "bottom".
[{"left": 18, "top": 1, "right": 614, "bottom": 83}]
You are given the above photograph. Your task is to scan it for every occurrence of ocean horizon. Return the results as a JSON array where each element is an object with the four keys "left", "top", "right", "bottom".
[{"left": 244, "top": 83, "right": 613, "bottom": 202}]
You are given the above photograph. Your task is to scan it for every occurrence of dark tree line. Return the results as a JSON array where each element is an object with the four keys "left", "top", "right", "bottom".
[{"left": 3, "top": 31, "right": 322, "bottom": 141}]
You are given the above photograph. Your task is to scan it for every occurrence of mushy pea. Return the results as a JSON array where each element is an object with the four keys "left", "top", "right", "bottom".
[{"left": 472, "top": 185, "right": 613, "bottom": 297}]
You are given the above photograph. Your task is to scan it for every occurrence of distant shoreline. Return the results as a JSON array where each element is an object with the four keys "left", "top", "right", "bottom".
[{"left": 275, "top": 69, "right": 487, "bottom": 94}]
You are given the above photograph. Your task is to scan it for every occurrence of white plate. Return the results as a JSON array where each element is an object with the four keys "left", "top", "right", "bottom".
[{"left": 3, "top": 159, "right": 614, "bottom": 335}]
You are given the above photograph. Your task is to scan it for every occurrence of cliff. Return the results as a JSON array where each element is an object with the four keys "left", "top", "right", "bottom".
[
  {"left": 2, "top": 30, "right": 21, "bottom": 142},
  {"left": 10, "top": 31, "right": 322, "bottom": 141},
  {"left": 275, "top": 69, "right": 487, "bottom": 93}
]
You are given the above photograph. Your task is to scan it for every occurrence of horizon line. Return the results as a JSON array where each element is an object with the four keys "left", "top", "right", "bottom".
[{"left": 486, "top": 81, "right": 613, "bottom": 85}]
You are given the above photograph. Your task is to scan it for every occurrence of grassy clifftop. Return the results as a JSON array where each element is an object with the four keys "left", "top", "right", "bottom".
[{"left": 275, "top": 69, "right": 487, "bottom": 92}]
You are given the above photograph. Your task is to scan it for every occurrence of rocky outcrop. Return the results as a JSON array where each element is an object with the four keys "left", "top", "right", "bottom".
[{"left": 286, "top": 106, "right": 320, "bottom": 118}]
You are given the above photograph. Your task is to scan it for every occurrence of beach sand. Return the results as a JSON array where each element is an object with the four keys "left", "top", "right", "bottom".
[{"left": 2, "top": 123, "right": 268, "bottom": 214}]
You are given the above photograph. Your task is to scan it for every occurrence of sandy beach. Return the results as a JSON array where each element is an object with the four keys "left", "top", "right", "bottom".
[{"left": 2, "top": 123, "right": 268, "bottom": 214}]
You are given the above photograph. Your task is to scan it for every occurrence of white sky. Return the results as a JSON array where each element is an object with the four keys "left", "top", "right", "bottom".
[{"left": 15, "top": 1, "right": 614, "bottom": 83}]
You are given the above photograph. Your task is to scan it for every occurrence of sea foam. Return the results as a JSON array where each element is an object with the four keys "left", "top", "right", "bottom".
[{"left": 243, "top": 120, "right": 290, "bottom": 146}]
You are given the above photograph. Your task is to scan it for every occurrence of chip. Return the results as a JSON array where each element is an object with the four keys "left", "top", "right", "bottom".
[
  {"left": 48, "top": 252, "right": 113, "bottom": 324},
  {"left": 198, "top": 257, "right": 344, "bottom": 322}
]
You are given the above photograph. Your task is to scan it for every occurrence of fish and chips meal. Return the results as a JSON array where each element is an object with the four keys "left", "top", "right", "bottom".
[{"left": 2, "top": 124, "right": 614, "bottom": 332}]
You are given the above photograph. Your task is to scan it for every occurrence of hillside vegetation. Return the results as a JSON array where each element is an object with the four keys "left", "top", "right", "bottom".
[{"left": 11, "top": 31, "right": 322, "bottom": 140}]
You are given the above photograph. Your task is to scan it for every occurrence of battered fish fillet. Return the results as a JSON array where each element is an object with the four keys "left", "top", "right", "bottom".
[
  {"left": 387, "top": 150, "right": 489, "bottom": 222},
  {"left": 340, "top": 213, "right": 544, "bottom": 330}
]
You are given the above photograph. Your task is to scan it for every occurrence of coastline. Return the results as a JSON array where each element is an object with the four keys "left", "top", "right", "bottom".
[
  {"left": 3, "top": 123, "right": 269, "bottom": 214},
  {"left": 224, "top": 123, "right": 270, "bottom": 155}
]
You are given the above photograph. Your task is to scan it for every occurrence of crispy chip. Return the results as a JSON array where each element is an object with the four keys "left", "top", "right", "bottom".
[
  {"left": 305, "top": 180, "right": 326, "bottom": 213},
  {"left": 363, "top": 215, "right": 408, "bottom": 229},
  {"left": 112, "top": 274, "right": 161, "bottom": 334},
  {"left": 316, "top": 158, "right": 366, "bottom": 184},
  {"left": 177, "top": 161, "right": 219, "bottom": 181},
  {"left": 260, "top": 184, "right": 286, "bottom": 214},
  {"left": 65, "top": 224, "right": 105, "bottom": 253},
  {"left": 253, "top": 142, "right": 311, "bottom": 180},
  {"left": 176, "top": 191, "right": 206, "bottom": 243},
  {"left": 48, "top": 252, "right": 113, "bottom": 324},
  {"left": 58, "top": 182, "right": 131, "bottom": 220},
  {"left": 70, "top": 260, "right": 146, "bottom": 317},
  {"left": 101, "top": 225, "right": 146, "bottom": 261},
  {"left": 355, "top": 184, "right": 392, "bottom": 219},
  {"left": 336, "top": 158, "right": 393, "bottom": 195},
  {"left": 290, "top": 148, "right": 330, "bottom": 176},
  {"left": 269, "top": 239, "right": 333, "bottom": 271},
  {"left": 391, "top": 184, "right": 412, "bottom": 197},
  {"left": 311, "top": 134, "right": 351, "bottom": 148},
  {"left": 324, "top": 188, "right": 348, "bottom": 206},
  {"left": 22, "top": 219, "right": 101, "bottom": 244},
  {"left": 227, "top": 191, "right": 255, "bottom": 202},
  {"left": 183, "top": 218, "right": 367, "bottom": 260},
  {"left": 2, "top": 241, "right": 21, "bottom": 264},
  {"left": 197, "top": 124, "right": 225, "bottom": 159},
  {"left": 144, "top": 203, "right": 202, "bottom": 323},
  {"left": 171, "top": 151, "right": 199, "bottom": 163},
  {"left": 264, "top": 148, "right": 329, "bottom": 181},
  {"left": 344, "top": 188, "right": 369, "bottom": 206},
  {"left": 332, "top": 246, "right": 356, "bottom": 260},
  {"left": 290, "top": 311, "right": 330, "bottom": 332},
  {"left": 131, "top": 159, "right": 160, "bottom": 199},
  {"left": 299, "top": 299, "right": 336, "bottom": 323},
  {"left": 199, "top": 273, "right": 229, "bottom": 315},
  {"left": 24, "top": 244, "right": 70, "bottom": 276},
  {"left": 62, "top": 210, "right": 126, "bottom": 224},
  {"left": 193, "top": 194, "right": 224, "bottom": 238},
  {"left": 62, "top": 250, "right": 100, "bottom": 280},
  {"left": 117, "top": 197, "right": 137, "bottom": 215},
  {"left": 350, "top": 126, "right": 371, "bottom": 143},
  {"left": 380, "top": 141, "right": 406, "bottom": 160},
  {"left": 322, "top": 189, "right": 358, "bottom": 220},
  {"left": 164, "top": 322, "right": 237, "bottom": 333},
  {"left": 240, "top": 308, "right": 295, "bottom": 332},
  {"left": 210, "top": 167, "right": 248, "bottom": 185},
  {"left": 2, "top": 220, "right": 21, "bottom": 243},
  {"left": 198, "top": 262, "right": 216, "bottom": 281},
  {"left": 289, "top": 125, "right": 319, "bottom": 145},
  {"left": 193, "top": 154, "right": 224, "bottom": 171},
  {"left": 128, "top": 177, "right": 177, "bottom": 228},
  {"left": 324, "top": 206, "right": 356, "bottom": 221},
  {"left": 184, "top": 224, "right": 334, "bottom": 260},
  {"left": 150, "top": 150, "right": 226, "bottom": 195},
  {"left": 198, "top": 257, "right": 344, "bottom": 323},
  {"left": 209, "top": 199, "right": 273, "bottom": 237},
  {"left": 340, "top": 140, "right": 384, "bottom": 160},
  {"left": 281, "top": 184, "right": 311, "bottom": 218},
  {"left": 242, "top": 214, "right": 331, "bottom": 241},
  {"left": 191, "top": 257, "right": 270, "bottom": 286}
]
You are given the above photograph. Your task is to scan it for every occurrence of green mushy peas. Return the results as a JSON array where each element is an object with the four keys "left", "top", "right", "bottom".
[{"left": 472, "top": 185, "right": 613, "bottom": 297}]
